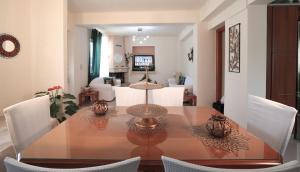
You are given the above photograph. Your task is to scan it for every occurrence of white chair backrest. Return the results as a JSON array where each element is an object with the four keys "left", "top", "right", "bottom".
[
  {"left": 3, "top": 95, "right": 53, "bottom": 154},
  {"left": 247, "top": 95, "right": 297, "bottom": 155},
  {"left": 4, "top": 156, "right": 140, "bottom": 172},
  {"left": 115, "top": 87, "right": 146, "bottom": 106},
  {"left": 150, "top": 87, "right": 184, "bottom": 106},
  {"left": 162, "top": 156, "right": 300, "bottom": 172}
]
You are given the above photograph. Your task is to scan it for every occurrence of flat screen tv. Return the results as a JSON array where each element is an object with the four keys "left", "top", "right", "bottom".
[{"left": 132, "top": 55, "right": 155, "bottom": 71}]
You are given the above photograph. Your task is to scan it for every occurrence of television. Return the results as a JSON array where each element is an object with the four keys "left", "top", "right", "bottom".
[{"left": 132, "top": 55, "right": 155, "bottom": 71}]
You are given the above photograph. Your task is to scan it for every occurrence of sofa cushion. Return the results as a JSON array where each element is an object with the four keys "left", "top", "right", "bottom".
[
  {"left": 103, "top": 77, "right": 114, "bottom": 86},
  {"left": 184, "top": 76, "right": 192, "bottom": 86},
  {"left": 89, "top": 77, "right": 104, "bottom": 86},
  {"left": 178, "top": 76, "right": 186, "bottom": 85}
]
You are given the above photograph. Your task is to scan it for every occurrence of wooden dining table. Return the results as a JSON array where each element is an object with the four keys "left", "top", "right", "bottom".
[{"left": 20, "top": 106, "right": 282, "bottom": 171}]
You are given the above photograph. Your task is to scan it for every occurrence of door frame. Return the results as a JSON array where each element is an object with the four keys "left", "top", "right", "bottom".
[{"left": 216, "top": 25, "right": 225, "bottom": 101}]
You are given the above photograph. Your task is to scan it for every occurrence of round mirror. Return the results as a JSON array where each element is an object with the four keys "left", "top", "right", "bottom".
[
  {"left": 114, "top": 54, "right": 123, "bottom": 64},
  {"left": 0, "top": 34, "right": 20, "bottom": 58}
]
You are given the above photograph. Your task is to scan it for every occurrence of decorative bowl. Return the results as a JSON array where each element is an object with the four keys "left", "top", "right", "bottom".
[
  {"left": 206, "top": 114, "right": 232, "bottom": 138},
  {"left": 92, "top": 100, "right": 108, "bottom": 115}
]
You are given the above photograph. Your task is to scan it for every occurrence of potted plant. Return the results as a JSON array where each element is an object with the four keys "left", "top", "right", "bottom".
[{"left": 35, "top": 86, "right": 79, "bottom": 122}]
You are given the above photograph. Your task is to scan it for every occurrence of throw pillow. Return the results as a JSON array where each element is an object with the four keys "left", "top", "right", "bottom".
[
  {"left": 103, "top": 77, "right": 114, "bottom": 86},
  {"left": 178, "top": 76, "right": 186, "bottom": 85},
  {"left": 174, "top": 72, "right": 182, "bottom": 84}
]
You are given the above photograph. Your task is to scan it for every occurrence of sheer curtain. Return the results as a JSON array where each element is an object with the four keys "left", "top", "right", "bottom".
[{"left": 100, "top": 34, "right": 109, "bottom": 77}]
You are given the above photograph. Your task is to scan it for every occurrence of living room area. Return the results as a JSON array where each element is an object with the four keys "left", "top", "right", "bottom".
[
  {"left": 2, "top": 0, "right": 300, "bottom": 171},
  {"left": 69, "top": 23, "right": 199, "bottom": 106}
]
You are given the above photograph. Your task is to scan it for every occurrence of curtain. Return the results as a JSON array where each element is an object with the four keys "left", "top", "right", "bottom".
[
  {"left": 88, "top": 29, "right": 102, "bottom": 84},
  {"left": 100, "top": 35, "right": 109, "bottom": 77}
]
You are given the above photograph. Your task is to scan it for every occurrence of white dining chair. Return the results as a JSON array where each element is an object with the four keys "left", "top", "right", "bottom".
[
  {"left": 4, "top": 156, "right": 140, "bottom": 172},
  {"left": 150, "top": 87, "right": 185, "bottom": 106},
  {"left": 162, "top": 156, "right": 300, "bottom": 172},
  {"left": 0, "top": 145, "right": 15, "bottom": 172},
  {"left": 247, "top": 95, "right": 297, "bottom": 156},
  {"left": 3, "top": 95, "right": 58, "bottom": 157},
  {"left": 115, "top": 87, "right": 146, "bottom": 106}
]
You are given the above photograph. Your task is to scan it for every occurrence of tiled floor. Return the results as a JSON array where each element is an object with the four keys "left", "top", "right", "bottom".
[{"left": 284, "top": 137, "right": 300, "bottom": 162}]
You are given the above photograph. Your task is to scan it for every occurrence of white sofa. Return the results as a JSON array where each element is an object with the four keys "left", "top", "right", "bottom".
[
  {"left": 168, "top": 75, "right": 193, "bottom": 93},
  {"left": 89, "top": 77, "right": 121, "bottom": 101}
]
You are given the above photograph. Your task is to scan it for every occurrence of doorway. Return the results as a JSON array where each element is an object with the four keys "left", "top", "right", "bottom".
[{"left": 216, "top": 25, "right": 225, "bottom": 102}]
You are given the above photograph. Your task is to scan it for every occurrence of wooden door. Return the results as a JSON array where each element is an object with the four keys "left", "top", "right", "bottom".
[{"left": 267, "top": 6, "right": 299, "bottom": 107}]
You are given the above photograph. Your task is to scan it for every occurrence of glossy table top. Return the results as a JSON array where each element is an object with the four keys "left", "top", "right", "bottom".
[{"left": 20, "top": 106, "right": 282, "bottom": 170}]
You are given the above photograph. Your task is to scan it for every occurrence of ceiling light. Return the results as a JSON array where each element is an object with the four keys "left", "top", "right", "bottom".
[{"left": 131, "top": 28, "right": 150, "bottom": 44}]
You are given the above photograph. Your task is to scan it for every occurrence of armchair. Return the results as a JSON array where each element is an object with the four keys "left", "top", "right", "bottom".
[{"left": 89, "top": 77, "right": 121, "bottom": 101}]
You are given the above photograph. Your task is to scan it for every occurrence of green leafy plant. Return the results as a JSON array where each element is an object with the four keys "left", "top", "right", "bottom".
[{"left": 35, "top": 86, "right": 79, "bottom": 122}]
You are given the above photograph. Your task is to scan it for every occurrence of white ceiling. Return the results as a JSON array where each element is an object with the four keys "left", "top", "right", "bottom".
[
  {"left": 69, "top": 0, "right": 206, "bottom": 12},
  {"left": 96, "top": 24, "right": 191, "bottom": 36}
]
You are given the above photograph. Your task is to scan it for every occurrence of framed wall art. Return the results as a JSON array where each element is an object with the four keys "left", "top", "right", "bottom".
[{"left": 229, "top": 23, "right": 240, "bottom": 73}]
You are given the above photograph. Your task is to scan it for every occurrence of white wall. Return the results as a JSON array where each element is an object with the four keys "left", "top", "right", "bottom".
[
  {"left": 68, "top": 26, "right": 90, "bottom": 100},
  {"left": 197, "top": 23, "right": 216, "bottom": 106},
  {"left": 178, "top": 27, "right": 194, "bottom": 83},
  {"left": 124, "top": 36, "right": 179, "bottom": 85},
  {"left": 224, "top": 10, "right": 248, "bottom": 128},
  {"left": 71, "top": 10, "right": 199, "bottom": 25},
  {"left": 201, "top": 0, "right": 247, "bottom": 30},
  {"left": 30, "top": 0, "right": 68, "bottom": 92},
  {"left": 109, "top": 36, "right": 126, "bottom": 69},
  {"left": 247, "top": 5, "right": 267, "bottom": 97},
  {"left": 200, "top": 0, "right": 268, "bottom": 127},
  {"left": 0, "top": 0, "right": 67, "bottom": 115},
  {"left": 0, "top": 0, "right": 33, "bottom": 115}
]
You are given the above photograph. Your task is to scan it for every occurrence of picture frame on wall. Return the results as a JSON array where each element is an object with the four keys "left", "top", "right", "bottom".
[{"left": 229, "top": 23, "right": 240, "bottom": 73}]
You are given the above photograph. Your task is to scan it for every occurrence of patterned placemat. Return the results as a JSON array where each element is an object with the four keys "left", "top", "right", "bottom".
[{"left": 192, "top": 124, "right": 249, "bottom": 153}]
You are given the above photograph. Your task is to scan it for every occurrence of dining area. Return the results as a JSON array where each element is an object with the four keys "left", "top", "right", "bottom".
[{"left": 1, "top": 72, "right": 300, "bottom": 172}]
